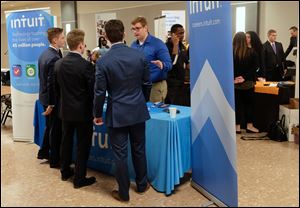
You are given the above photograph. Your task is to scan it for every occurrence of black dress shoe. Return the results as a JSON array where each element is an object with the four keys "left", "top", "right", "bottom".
[
  {"left": 73, "top": 177, "right": 96, "bottom": 189},
  {"left": 111, "top": 190, "right": 129, "bottom": 202},
  {"left": 61, "top": 169, "right": 74, "bottom": 181},
  {"left": 50, "top": 163, "right": 60, "bottom": 169},
  {"left": 136, "top": 182, "right": 151, "bottom": 195},
  {"left": 37, "top": 150, "right": 49, "bottom": 160},
  {"left": 246, "top": 129, "right": 260, "bottom": 133}
]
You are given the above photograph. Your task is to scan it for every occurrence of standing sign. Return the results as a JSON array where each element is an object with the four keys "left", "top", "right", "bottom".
[
  {"left": 5, "top": 8, "right": 54, "bottom": 141},
  {"left": 162, "top": 10, "right": 186, "bottom": 36},
  {"left": 188, "top": 1, "right": 237, "bottom": 206}
]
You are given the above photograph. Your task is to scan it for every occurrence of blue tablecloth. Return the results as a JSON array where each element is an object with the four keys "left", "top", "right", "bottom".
[{"left": 33, "top": 100, "right": 191, "bottom": 195}]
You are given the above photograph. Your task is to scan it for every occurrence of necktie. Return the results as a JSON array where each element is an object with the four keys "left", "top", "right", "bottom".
[
  {"left": 58, "top": 49, "right": 63, "bottom": 58},
  {"left": 271, "top": 43, "right": 276, "bottom": 54}
]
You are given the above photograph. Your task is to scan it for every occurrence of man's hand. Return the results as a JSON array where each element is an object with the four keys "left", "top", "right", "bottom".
[
  {"left": 42, "top": 106, "right": 53, "bottom": 116},
  {"left": 94, "top": 117, "right": 104, "bottom": 125},
  {"left": 151, "top": 60, "right": 163, "bottom": 70},
  {"left": 257, "top": 77, "right": 266, "bottom": 82},
  {"left": 171, "top": 33, "right": 179, "bottom": 46},
  {"left": 234, "top": 76, "right": 245, "bottom": 84}
]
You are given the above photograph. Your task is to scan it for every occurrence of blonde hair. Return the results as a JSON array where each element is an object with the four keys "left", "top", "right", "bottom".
[
  {"left": 131, "top": 16, "right": 148, "bottom": 27},
  {"left": 67, "top": 29, "right": 85, "bottom": 50}
]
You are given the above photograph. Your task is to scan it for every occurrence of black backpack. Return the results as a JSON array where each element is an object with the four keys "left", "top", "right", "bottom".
[{"left": 267, "top": 115, "right": 288, "bottom": 142}]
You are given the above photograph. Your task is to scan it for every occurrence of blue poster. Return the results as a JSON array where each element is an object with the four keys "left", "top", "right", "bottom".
[
  {"left": 6, "top": 9, "right": 54, "bottom": 93},
  {"left": 5, "top": 9, "right": 54, "bottom": 141},
  {"left": 188, "top": 1, "right": 237, "bottom": 207}
]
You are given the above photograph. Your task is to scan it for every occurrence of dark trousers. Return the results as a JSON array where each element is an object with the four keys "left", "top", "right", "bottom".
[
  {"left": 40, "top": 105, "right": 62, "bottom": 165},
  {"left": 108, "top": 122, "right": 148, "bottom": 201},
  {"left": 235, "top": 88, "right": 255, "bottom": 127},
  {"left": 265, "top": 67, "right": 283, "bottom": 81},
  {"left": 60, "top": 120, "right": 93, "bottom": 182}
]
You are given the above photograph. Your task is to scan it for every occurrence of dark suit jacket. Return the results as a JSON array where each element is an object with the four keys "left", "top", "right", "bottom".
[
  {"left": 55, "top": 52, "right": 95, "bottom": 122},
  {"left": 38, "top": 47, "right": 61, "bottom": 106},
  {"left": 262, "top": 41, "right": 286, "bottom": 72},
  {"left": 93, "top": 43, "right": 150, "bottom": 128}
]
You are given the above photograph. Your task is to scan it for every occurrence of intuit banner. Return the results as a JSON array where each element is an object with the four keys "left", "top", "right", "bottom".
[
  {"left": 5, "top": 8, "right": 54, "bottom": 141},
  {"left": 187, "top": 1, "right": 238, "bottom": 206}
]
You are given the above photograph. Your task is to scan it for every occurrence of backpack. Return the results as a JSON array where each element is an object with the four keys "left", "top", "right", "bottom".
[{"left": 267, "top": 115, "right": 288, "bottom": 142}]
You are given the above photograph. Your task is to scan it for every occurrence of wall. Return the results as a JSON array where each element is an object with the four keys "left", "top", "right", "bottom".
[
  {"left": 259, "top": 1, "right": 299, "bottom": 62},
  {"left": 1, "top": 1, "right": 61, "bottom": 68},
  {"left": 77, "top": 1, "right": 186, "bottom": 51},
  {"left": 1, "top": 1, "right": 299, "bottom": 68}
]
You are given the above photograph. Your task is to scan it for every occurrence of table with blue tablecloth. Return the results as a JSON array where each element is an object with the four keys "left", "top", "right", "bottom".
[{"left": 33, "top": 100, "right": 191, "bottom": 195}]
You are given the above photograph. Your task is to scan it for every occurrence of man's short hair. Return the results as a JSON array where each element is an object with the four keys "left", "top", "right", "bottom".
[
  {"left": 131, "top": 16, "right": 148, "bottom": 27},
  {"left": 67, "top": 29, "right": 85, "bottom": 51},
  {"left": 289, "top": 26, "right": 298, "bottom": 31},
  {"left": 47, "top": 27, "right": 63, "bottom": 44},
  {"left": 104, "top": 19, "right": 124, "bottom": 43},
  {"left": 170, "top": 24, "right": 183, "bottom": 34},
  {"left": 267, "top": 29, "right": 277, "bottom": 36}
]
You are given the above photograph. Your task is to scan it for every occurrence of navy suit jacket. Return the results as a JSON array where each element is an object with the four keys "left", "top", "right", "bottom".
[
  {"left": 93, "top": 43, "right": 150, "bottom": 128},
  {"left": 38, "top": 47, "right": 61, "bottom": 106}
]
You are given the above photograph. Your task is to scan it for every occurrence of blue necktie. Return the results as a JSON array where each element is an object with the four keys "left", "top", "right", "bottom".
[{"left": 271, "top": 43, "right": 276, "bottom": 54}]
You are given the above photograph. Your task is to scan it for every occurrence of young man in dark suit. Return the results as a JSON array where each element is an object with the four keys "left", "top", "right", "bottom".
[
  {"left": 55, "top": 29, "right": 96, "bottom": 188},
  {"left": 262, "top": 29, "right": 286, "bottom": 81},
  {"left": 37, "top": 27, "right": 64, "bottom": 168},
  {"left": 93, "top": 20, "right": 151, "bottom": 202}
]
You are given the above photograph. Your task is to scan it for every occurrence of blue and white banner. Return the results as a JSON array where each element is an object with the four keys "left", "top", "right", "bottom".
[
  {"left": 5, "top": 8, "right": 54, "bottom": 141},
  {"left": 188, "top": 1, "right": 237, "bottom": 207}
]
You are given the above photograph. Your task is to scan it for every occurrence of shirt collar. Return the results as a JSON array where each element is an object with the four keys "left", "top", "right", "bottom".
[
  {"left": 111, "top": 41, "right": 124, "bottom": 47},
  {"left": 50, "top": 45, "right": 59, "bottom": 51},
  {"left": 69, "top": 50, "right": 82, "bottom": 56}
]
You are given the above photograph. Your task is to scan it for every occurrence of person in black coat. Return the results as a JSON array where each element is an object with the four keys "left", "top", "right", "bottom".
[
  {"left": 284, "top": 26, "right": 298, "bottom": 58},
  {"left": 262, "top": 29, "right": 286, "bottom": 81},
  {"left": 37, "top": 27, "right": 65, "bottom": 168},
  {"left": 246, "top": 31, "right": 265, "bottom": 81},
  {"left": 233, "top": 32, "right": 260, "bottom": 134},
  {"left": 165, "top": 24, "right": 189, "bottom": 106},
  {"left": 55, "top": 29, "right": 96, "bottom": 189}
]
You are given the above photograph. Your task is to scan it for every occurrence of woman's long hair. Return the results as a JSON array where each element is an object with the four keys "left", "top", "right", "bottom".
[
  {"left": 246, "top": 31, "right": 263, "bottom": 55},
  {"left": 233, "top": 32, "right": 248, "bottom": 61}
]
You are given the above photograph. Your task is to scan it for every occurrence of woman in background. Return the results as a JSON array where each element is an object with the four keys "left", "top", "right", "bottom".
[
  {"left": 246, "top": 31, "right": 265, "bottom": 81},
  {"left": 233, "top": 32, "right": 260, "bottom": 134}
]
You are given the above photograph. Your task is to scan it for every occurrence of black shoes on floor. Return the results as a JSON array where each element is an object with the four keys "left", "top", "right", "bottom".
[
  {"left": 136, "top": 182, "right": 151, "bottom": 195},
  {"left": 73, "top": 177, "right": 96, "bottom": 189},
  {"left": 37, "top": 150, "right": 49, "bottom": 160},
  {"left": 111, "top": 190, "right": 129, "bottom": 202},
  {"left": 61, "top": 169, "right": 74, "bottom": 181}
]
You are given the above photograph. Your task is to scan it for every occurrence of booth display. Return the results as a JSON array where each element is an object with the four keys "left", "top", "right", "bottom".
[{"left": 34, "top": 100, "right": 191, "bottom": 195}]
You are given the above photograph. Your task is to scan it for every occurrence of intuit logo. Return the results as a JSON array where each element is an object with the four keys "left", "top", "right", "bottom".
[
  {"left": 189, "top": 1, "right": 221, "bottom": 14},
  {"left": 10, "top": 14, "right": 45, "bottom": 29}
]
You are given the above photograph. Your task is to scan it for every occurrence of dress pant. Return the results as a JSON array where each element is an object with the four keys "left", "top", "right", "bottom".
[
  {"left": 60, "top": 120, "right": 93, "bottom": 181},
  {"left": 40, "top": 105, "right": 62, "bottom": 165},
  {"left": 235, "top": 87, "right": 255, "bottom": 128},
  {"left": 49, "top": 106, "right": 62, "bottom": 165},
  {"left": 108, "top": 122, "right": 148, "bottom": 201},
  {"left": 166, "top": 79, "right": 186, "bottom": 106},
  {"left": 150, "top": 80, "right": 167, "bottom": 103},
  {"left": 39, "top": 105, "right": 51, "bottom": 156},
  {"left": 265, "top": 67, "right": 283, "bottom": 81}
]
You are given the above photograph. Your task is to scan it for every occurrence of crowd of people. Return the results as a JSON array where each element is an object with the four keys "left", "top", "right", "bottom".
[
  {"left": 37, "top": 16, "right": 297, "bottom": 202},
  {"left": 233, "top": 27, "right": 298, "bottom": 133}
]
